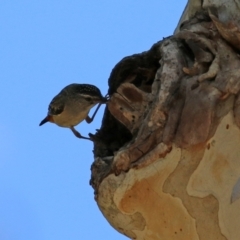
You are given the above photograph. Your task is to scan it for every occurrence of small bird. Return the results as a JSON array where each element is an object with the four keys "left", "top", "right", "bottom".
[{"left": 39, "top": 83, "right": 108, "bottom": 140}]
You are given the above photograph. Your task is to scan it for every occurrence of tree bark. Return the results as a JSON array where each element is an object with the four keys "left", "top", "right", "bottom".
[{"left": 90, "top": 0, "right": 240, "bottom": 239}]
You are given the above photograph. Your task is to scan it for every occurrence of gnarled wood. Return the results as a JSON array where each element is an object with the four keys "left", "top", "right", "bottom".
[{"left": 90, "top": 1, "right": 240, "bottom": 239}]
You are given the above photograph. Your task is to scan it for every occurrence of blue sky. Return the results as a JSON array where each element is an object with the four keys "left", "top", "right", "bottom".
[{"left": 0, "top": 1, "right": 186, "bottom": 239}]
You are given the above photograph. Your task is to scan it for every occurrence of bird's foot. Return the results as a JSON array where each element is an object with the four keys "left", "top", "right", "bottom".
[{"left": 70, "top": 127, "right": 92, "bottom": 141}]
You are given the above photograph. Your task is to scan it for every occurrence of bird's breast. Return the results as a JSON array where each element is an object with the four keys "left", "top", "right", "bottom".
[{"left": 52, "top": 103, "right": 93, "bottom": 127}]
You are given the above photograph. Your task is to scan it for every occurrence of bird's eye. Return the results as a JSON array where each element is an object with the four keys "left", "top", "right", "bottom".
[
  {"left": 85, "top": 97, "right": 92, "bottom": 102},
  {"left": 49, "top": 105, "right": 63, "bottom": 115}
]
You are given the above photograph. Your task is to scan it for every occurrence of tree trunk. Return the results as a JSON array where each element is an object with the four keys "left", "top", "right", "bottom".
[{"left": 90, "top": 0, "right": 240, "bottom": 239}]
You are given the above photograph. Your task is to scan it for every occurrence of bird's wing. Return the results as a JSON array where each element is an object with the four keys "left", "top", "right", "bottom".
[{"left": 72, "top": 84, "right": 102, "bottom": 98}]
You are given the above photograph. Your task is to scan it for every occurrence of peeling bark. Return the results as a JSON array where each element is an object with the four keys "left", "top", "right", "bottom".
[{"left": 90, "top": 1, "right": 240, "bottom": 239}]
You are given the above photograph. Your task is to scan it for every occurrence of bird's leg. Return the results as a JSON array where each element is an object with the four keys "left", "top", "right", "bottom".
[
  {"left": 85, "top": 103, "right": 102, "bottom": 123},
  {"left": 70, "top": 126, "right": 91, "bottom": 140}
]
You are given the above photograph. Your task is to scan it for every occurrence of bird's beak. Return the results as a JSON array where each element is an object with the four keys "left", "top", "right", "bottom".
[{"left": 39, "top": 115, "right": 54, "bottom": 126}]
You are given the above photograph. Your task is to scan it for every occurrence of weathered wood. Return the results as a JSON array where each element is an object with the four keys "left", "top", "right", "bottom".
[{"left": 90, "top": 1, "right": 240, "bottom": 239}]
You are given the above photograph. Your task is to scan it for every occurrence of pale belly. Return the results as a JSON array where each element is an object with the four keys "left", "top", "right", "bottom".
[{"left": 52, "top": 106, "right": 91, "bottom": 127}]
